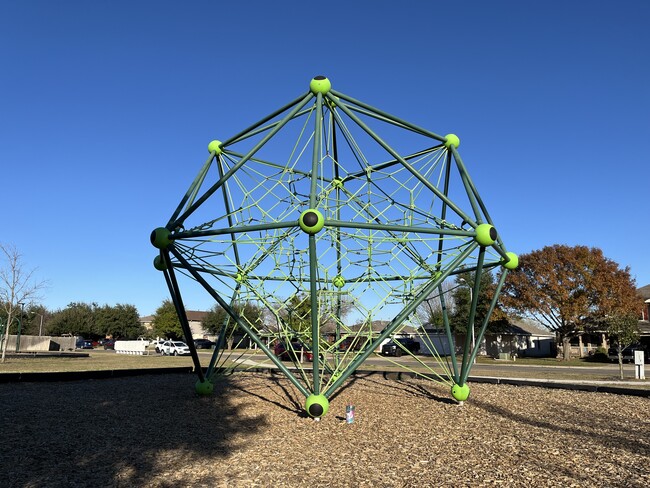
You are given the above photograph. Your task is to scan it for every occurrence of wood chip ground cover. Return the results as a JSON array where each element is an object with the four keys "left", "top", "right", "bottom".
[{"left": 1, "top": 373, "right": 648, "bottom": 487}]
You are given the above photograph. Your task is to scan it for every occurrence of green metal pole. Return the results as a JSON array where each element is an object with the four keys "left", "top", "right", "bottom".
[
  {"left": 161, "top": 251, "right": 206, "bottom": 383},
  {"left": 458, "top": 248, "right": 486, "bottom": 383},
  {"left": 329, "top": 89, "right": 447, "bottom": 143},
  {"left": 324, "top": 219, "right": 474, "bottom": 238},
  {"left": 439, "top": 291, "right": 459, "bottom": 382},
  {"left": 16, "top": 303, "right": 24, "bottom": 353},
  {"left": 173, "top": 220, "right": 298, "bottom": 240},
  {"left": 168, "top": 152, "right": 216, "bottom": 225},
  {"left": 308, "top": 92, "right": 324, "bottom": 393}
]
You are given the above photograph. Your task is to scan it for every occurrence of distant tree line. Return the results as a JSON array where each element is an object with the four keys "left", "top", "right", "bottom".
[{"left": 0, "top": 302, "right": 145, "bottom": 340}]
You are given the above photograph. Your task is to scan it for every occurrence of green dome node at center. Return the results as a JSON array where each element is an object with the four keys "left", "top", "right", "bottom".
[
  {"left": 299, "top": 209, "right": 325, "bottom": 234},
  {"left": 309, "top": 76, "right": 331, "bottom": 95}
]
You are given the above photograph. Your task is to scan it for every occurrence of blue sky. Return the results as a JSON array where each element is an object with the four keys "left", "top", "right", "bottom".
[{"left": 1, "top": 1, "right": 648, "bottom": 316}]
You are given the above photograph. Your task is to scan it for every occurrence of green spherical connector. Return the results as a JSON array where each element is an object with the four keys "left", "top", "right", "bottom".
[
  {"left": 451, "top": 383, "right": 470, "bottom": 402},
  {"left": 153, "top": 255, "right": 167, "bottom": 271},
  {"left": 235, "top": 272, "right": 246, "bottom": 283},
  {"left": 299, "top": 209, "right": 325, "bottom": 234},
  {"left": 150, "top": 227, "right": 172, "bottom": 249},
  {"left": 195, "top": 379, "right": 214, "bottom": 396},
  {"left": 305, "top": 394, "right": 329, "bottom": 418},
  {"left": 503, "top": 252, "right": 519, "bottom": 270},
  {"left": 207, "top": 140, "right": 222, "bottom": 155},
  {"left": 333, "top": 275, "right": 345, "bottom": 288},
  {"left": 444, "top": 133, "right": 460, "bottom": 149},
  {"left": 475, "top": 224, "right": 497, "bottom": 246},
  {"left": 309, "top": 75, "right": 331, "bottom": 95}
]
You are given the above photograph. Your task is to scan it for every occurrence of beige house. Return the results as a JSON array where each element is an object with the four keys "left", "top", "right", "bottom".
[{"left": 139, "top": 310, "right": 209, "bottom": 340}]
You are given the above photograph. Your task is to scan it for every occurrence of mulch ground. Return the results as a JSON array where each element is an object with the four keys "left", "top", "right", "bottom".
[{"left": 1, "top": 372, "right": 648, "bottom": 487}]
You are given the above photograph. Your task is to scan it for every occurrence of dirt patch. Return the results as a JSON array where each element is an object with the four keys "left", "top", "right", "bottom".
[{"left": 1, "top": 372, "right": 648, "bottom": 487}]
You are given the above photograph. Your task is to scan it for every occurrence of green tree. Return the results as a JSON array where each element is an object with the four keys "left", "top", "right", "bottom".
[
  {"left": 449, "top": 272, "right": 508, "bottom": 334},
  {"left": 95, "top": 304, "right": 143, "bottom": 339},
  {"left": 282, "top": 294, "right": 311, "bottom": 336},
  {"left": 47, "top": 303, "right": 96, "bottom": 338},
  {"left": 607, "top": 314, "right": 640, "bottom": 379},
  {"left": 203, "top": 301, "right": 265, "bottom": 337},
  {"left": 151, "top": 300, "right": 183, "bottom": 340},
  {"left": 500, "top": 245, "right": 641, "bottom": 360}
]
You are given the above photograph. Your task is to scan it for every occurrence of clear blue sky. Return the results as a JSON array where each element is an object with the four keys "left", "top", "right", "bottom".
[{"left": 1, "top": 1, "right": 648, "bottom": 316}]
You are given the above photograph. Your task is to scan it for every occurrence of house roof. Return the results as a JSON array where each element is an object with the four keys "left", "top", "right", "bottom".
[
  {"left": 139, "top": 311, "right": 208, "bottom": 323},
  {"left": 639, "top": 320, "right": 650, "bottom": 336},
  {"left": 503, "top": 318, "right": 555, "bottom": 337},
  {"left": 638, "top": 284, "right": 650, "bottom": 301},
  {"left": 186, "top": 310, "right": 208, "bottom": 322}
]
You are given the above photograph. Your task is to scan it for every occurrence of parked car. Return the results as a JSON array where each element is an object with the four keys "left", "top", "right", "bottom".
[
  {"left": 159, "top": 340, "right": 191, "bottom": 356},
  {"left": 194, "top": 339, "right": 215, "bottom": 349},
  {"left": 76, "top": 338, "right": 94, "bottom": 349},
  {"left": 381, "top": 337, "right": 420, "bottom": 357},
  {"left": 151, "top": 339, "right": 166, "bottom": 353},
  {"left": 608, "top": 343, "right": 648, "bottom": 363},
  {"left": 103, "top": 339, "right": 116, "bottom": 350},
  {"left": 338, "top": 336, "right": 365, "bottom": 351},
  {"left": 274, "top": 340, "right": 313, "bottom": 362}
]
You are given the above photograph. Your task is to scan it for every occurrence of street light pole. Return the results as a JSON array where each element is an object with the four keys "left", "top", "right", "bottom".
[{"left": 16, "top": 302, "right": 25, "bottom": 352}]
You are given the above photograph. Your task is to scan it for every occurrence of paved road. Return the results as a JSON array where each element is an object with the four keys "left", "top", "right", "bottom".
[{"left": 211, "top": 349, "right": 648, "bottom": 385}]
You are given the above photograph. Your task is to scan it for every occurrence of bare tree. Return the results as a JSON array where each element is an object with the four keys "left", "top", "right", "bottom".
[
  {"left": 416, "top": 280, "right": 455, "bottom": 327},
  {"left": 0, "top": 244, "right": 48, "bottom": 362}
]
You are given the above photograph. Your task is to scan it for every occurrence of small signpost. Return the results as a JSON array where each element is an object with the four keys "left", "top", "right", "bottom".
[{"left": 634, "top": 350, "right": 645, "bottom": 380}]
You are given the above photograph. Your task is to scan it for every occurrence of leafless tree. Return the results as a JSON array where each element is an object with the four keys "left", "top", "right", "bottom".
[
  {"left": 416, "top": 279, "right": 456, "bottom": 327},
  {"left": 0, "top": 243, "right": 48, "bottom": 362}
]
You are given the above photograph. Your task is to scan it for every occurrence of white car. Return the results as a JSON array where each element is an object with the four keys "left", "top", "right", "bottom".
[{"left": 159, "top": 340, "right": 191, "bottom": 356}]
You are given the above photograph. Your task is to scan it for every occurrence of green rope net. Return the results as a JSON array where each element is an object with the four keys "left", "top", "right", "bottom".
[{"left": 151, "top": 76, "right": 516, "bottom": 417}]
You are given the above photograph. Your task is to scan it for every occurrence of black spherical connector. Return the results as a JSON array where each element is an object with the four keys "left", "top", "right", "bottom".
[
  {"left": 302, "top": 211, "right": 319, "bottom": 227},
  {"left": 309, "top": 403, "right": 324, "bottom": 417}
]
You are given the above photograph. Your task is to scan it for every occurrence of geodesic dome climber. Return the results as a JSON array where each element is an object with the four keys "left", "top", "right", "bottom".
[{"left": 150, "top": 75, "right": 518, "bottom": 418}]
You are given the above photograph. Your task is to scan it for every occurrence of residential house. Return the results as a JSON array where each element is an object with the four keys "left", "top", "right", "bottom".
[{"left": 139, "top": 310, "right": 209, "bottom": 340}]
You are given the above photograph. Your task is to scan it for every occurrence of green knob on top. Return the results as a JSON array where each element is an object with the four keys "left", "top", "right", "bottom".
[
  {"left": 208, "top": 140, "right": 222, "bottom": 155},
  {"left": 444, "top": 134, "right": 460, "bottom": 149},
  {"left": 309, "top": 75, "right": 331, "bottom": 95}
]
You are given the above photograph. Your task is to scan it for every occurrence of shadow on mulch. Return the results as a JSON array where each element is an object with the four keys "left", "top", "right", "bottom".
[
  {"left": 352, "top": 374, "right": 457, "bottom": 405},
  {"left": 471, "top": 391, "right": 650, "bottom": 458},
  {"left": 0, "top": 373, "right": 266, "bottom": 487}
]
